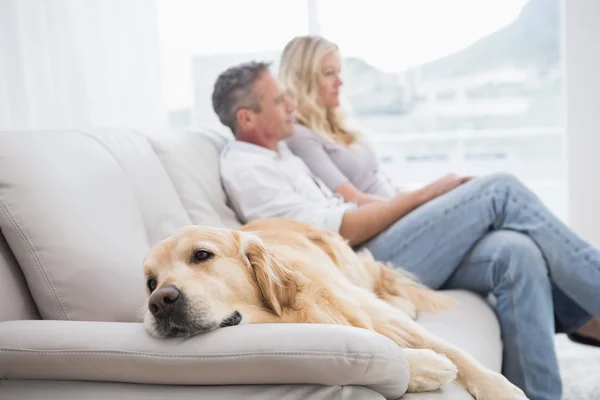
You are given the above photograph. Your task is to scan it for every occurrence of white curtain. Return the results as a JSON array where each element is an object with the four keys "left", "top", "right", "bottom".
[{"left": 0, "top": 0, "right": 166, "bottom": 130}]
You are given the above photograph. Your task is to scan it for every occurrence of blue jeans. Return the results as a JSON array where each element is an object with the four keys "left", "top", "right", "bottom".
[{"left": 364, "top": 173, "right": 599, "bottom": 400}]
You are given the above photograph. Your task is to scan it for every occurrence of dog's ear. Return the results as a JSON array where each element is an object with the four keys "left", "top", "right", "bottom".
[{"left": 239, "top": 232, "right": 298, "bottom": 317}]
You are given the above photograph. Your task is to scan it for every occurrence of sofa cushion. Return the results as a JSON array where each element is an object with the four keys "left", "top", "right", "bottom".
[
  {"left": 0, "top": 321, "right": 409, "bottom": 399},
  {"left": 0, "top": 381, "right": 386, "bottom": 400},
  {"left": 144, "top": 126, "right": 242, "bottom": 229},
  {"left": 0, "top": 129, "right": 192, "bottom": 322}
]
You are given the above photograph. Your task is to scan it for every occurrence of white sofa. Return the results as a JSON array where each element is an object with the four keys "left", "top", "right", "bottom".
[{"left": 0, "top": 127, "right": 503, "bottom": 399}]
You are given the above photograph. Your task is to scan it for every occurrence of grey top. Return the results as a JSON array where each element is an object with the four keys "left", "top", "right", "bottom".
[{"left": 285, "top": 124, "right": 398, "bottom": 198}]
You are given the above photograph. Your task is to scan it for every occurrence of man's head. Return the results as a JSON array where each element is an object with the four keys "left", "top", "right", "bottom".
[{"left": 212, "top": 61, "right": 296, "bottom": 149}]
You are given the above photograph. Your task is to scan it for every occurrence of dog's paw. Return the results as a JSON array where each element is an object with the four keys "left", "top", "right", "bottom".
[
  {"left": 472, "top": 371, "right": 529, "bottom": 400},
  {"left": 404, "top": 348, "right": 458, "bottom": 392}
]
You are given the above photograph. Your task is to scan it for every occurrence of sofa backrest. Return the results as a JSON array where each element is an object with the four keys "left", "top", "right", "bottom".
[
  {"left": 144, "top": 126, "right": 241, "bottom": 230},
  {"left": 0, "top": 231, "right": 40, "bottom": 322},
  {"left": 0, "top": 127, "right": 240, "bottom": 323}
]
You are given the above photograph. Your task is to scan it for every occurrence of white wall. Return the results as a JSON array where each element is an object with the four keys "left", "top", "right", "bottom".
[{"left": 564, "top": 0, "right": 600, "bottom": 247}]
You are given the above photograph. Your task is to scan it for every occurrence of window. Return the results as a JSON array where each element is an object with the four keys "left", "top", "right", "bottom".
[{"left": 156, "top": 0, "right": 566, "bottom": 222}]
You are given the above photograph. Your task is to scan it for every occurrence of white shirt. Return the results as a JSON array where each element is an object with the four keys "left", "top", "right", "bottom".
[{"left": 220, "top": 140, "right": 357, "bottom": 232}]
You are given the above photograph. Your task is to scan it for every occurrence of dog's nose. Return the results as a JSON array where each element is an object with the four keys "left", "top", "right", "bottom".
[{"left": 148, "top": 285, "right": 181, "bottom": 317}]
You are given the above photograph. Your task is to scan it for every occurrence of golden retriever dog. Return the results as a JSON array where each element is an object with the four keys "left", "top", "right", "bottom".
[{"left": 142, "top": 218, "right": 528, "bottom": 400}]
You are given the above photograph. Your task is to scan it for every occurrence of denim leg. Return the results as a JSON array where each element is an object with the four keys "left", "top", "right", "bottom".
[
  {"left": 365, "top": 172, "right": 600, "bottom": 317},
  {"left": 443, "top": 230, "right": 561, "bottom": 400}
]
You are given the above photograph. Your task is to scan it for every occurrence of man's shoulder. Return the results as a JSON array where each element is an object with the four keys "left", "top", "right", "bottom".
[
  {"left": 221, "top": 141, "right": 255, "bottom": 164},
  {"left": 220, "top": 141, "right": 279, "bottom": 180}
]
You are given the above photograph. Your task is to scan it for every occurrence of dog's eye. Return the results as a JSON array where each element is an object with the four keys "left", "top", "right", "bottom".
[
  {"left": 192, "top": 249, "right": 213, "bottom": 263},
  {"left": 147, "top": 278, "right": 158, "bottom": 293}
]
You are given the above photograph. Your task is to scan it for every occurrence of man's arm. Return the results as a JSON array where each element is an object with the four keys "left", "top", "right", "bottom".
[
  {"left": 334, "top": 182, "right": 387, "bottom": 206},
  {"left": 222, "top": 150, "right": 472, "bottom": 245},
  {"left": 221, "top": 162, "right": 354, "bottom": 233},
  {"left": 340, "top": 174, "right": 472, "bottom": 246},
  {"left": 339, "top": 191, "right": 425, "bottom": 246}
]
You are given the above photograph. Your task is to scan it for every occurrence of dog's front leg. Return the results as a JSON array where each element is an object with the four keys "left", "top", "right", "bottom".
[
  {"left": 363, "top": 301, "right": 528, "bottom": 399},
  {"left": 402, "top": 321, "right": 529, "bottom": 400}
]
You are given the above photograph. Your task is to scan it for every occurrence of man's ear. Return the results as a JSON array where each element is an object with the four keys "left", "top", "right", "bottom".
[
  {"left": 238, "top": 232, "right": 298, "bottom": 317},
  {"left": 235, "top": 108, "right": 254, "bottom": 133}
]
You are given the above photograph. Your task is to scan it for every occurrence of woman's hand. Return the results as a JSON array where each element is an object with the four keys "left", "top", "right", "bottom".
[{"left": 417, "top": 173, "right": 474, "bottom": 204}]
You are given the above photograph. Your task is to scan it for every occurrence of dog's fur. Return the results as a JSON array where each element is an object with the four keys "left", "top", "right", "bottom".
[{"left": 143, "top": 218, "right": 528, "bottom": 399}]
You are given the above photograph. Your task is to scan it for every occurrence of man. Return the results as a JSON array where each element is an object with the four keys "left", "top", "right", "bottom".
[{"left": 214, "top": 61, "right": 600, "bottom": 400}]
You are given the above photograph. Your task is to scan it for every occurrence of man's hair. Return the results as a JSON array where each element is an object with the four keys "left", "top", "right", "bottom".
[{"left": 212, "top": 61, "right": 271, "bottom": 135}]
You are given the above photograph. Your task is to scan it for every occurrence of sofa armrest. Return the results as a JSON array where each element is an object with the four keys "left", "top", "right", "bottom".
[{"left": 0, "top": 320, "right": 408, "bottom": 399}]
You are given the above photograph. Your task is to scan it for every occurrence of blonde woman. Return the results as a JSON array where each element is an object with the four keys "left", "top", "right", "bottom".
[
  {"left": 278, "top": 35, "right": 600, "bottom": 400},
  {"left": 280, "top": 36, "right": 396, "bottom": 206}
]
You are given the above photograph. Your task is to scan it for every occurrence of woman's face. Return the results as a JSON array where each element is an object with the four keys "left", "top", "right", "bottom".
[{"left": 318, "top": 50, "right": 343, "bottom": 110}]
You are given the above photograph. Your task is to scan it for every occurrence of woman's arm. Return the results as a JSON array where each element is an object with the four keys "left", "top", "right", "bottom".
[{"left": 287, "top": 126, "right": 382, "bottom": 205}]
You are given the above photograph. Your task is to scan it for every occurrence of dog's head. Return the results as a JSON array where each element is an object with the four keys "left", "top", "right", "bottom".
[{"left": 142, "top": 225, "right": 298, "bottom": 338}]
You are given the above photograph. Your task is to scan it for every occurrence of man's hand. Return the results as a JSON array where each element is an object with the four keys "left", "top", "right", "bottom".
[{"left": 418, "top": 173, "right": 474, "bottom": 203}]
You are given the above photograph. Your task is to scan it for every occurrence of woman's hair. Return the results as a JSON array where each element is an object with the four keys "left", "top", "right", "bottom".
[{"left": 279, "top": 35, "right": 361, "bottom": 146}]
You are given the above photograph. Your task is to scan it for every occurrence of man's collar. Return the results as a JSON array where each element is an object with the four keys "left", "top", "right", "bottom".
[{"left": 229, "top": 140, "right": 288, "bottom": 159}]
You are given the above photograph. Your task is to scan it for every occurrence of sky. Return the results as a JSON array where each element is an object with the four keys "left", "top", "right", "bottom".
[{"left": 155, "top": 0, "right": 529, "bottom": 110}]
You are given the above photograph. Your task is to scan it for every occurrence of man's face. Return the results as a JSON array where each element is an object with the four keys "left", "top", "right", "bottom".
[{"left": 248, "top": 71, "right": 296, "bottom": 143}]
